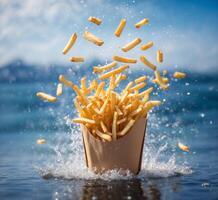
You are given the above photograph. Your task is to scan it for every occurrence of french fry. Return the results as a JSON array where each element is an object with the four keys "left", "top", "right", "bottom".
[
  {"left": 121, "top": 38, "right": 142, "bottom": 52},
  {"left": 83, "top": 31, "right": 104, "bottom": 46},
  {"left": 157, "top": 50, "right": 163, "bottom": 63},
  {"left": 110, "top": 91, "right": 117, "bottom": 112},
  {"left": 154, "top": 70, "right": 169, "bottom": 90},
  {"left": 122, "top": 81, "right": 133, "bottom": 94},
  {"left": 37, "top": 138, "right": 45, "bottom": 145},
  {"left": 129, "top": 106, "right": 142, "bottom": 117},
  {"left": 72, "top": 117, "right": 96, "bottom": 125},
  {"left": 93, "top": 61, "right": 117, "bottom": 73},
  {"left": 114, "top": 74, "right": 127, "bottom": 87},
  {"left": 89, "top": 79, "right": 98, "bottom": 90},
  {"left": 113, "top": 55, "right": 137, "bottom": 63},
  {"left": 95, "top": 82, "right": 105, "bottom": 96},
  {"left": 118, "top": 119, "right": 135, "bottom": 136},
  {"left": 135, "top": 76, "right": 147, "bottom": 84},
  {"left": 69, "top": 57, "right": 84, "bottom": 62},
  {"left": 56, "top": 83, "right": 63, "bottom": 96},
  {"left": 99, "top": 96, "right": 109, "bottom": 114},
  {"left": 138, "top": 87, "right": 153, "bottom": 98},
  {"left": 118, "top": 91, "right": 129, "bottom": 106},
  {"left": 36, "top": 92, "right": 57, "bottom": 102},
  {"left": 98, "top": 65, "right": 129, "bottom": 80},
  {"left": 114, "top": 19, "right": 126, "bottom": 37},
  {"left": 112, "top": 112, "right": 118, "bottom": 140},
  {"left": 178, "top": 142, "right": 189, "bottom": 152},
  {"left": 108, "top": 75, "right": 116, "bottom": 90},
  {"left": 140, "top": 55, "right": 157, "bottom": 71},
  {"left": 135, "top": 18, "right": 149, "bottom": 28},
  {"left": 59, "top": 75, "right": 74, "bottom": 89},
  {"left": 140, "top": 41, "right": 153, "bottom": 51},
  {"left": 129, "top": 82, "right": 146, "bottom": 92},
  {"left": 74, "top": 99, "right": 86, "bottom": 117},
  {"left": 88, "top": 16, "right": 102, "bottom": 25},
  {"left": 115, "top": 105, "right": 123, "bottom": 116},
  {"left": 100, "top": 121, "right": 108, "bottom": 133},
  {"left": 73, "top": 85, "right": 89, "bottom": 105},
  {"left": 173, "top": 72, "right": 186, "bottom": 79},
  {"left": 141, "top": 100, "right": 161, "bottom": 116},
  {"left": 117, "top": 117, "right": 127, "bottom": 125},
  {"left": 80, "top": 77, "right": 86, "bottom": 91},
  {"left": 153, "top": 77, "right": 169, "bottom": 84},
  {"left": 96, "top": 129, "right": 112, "bottom": 142},
  {"left": 62, "top": 33, "right": 77, "bottom": 54}
]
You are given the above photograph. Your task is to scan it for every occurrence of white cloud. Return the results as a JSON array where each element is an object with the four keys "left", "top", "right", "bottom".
[{"left": 0, "top": 0, "right": 217, "bottom": 73}]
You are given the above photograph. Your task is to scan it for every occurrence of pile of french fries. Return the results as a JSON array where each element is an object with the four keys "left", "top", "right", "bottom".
[{"left": 36, "top": 17, "right": 186, "bottom": 142}]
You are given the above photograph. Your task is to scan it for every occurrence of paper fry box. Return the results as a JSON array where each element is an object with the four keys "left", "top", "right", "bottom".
[{"left": 81, "top": 117, "right": 147, "bottom": 175}]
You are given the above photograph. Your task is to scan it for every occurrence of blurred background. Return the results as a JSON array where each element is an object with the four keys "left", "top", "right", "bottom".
[{"left": 0, "top": 0, "right": 217, "bottom": 199}]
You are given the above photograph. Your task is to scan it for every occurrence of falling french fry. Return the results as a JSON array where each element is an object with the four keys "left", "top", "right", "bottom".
[{"left": 178, "top": 142, "right": 189, "bottom": 152}]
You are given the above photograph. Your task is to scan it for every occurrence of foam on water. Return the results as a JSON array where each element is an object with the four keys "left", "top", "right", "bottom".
[{"left": 38, "top": 113, "right": 192, "bottom": 181}]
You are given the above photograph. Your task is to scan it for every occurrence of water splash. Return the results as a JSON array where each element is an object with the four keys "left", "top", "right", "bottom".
[{"left": 37, "top": 113, "right": 192, "bottom": 180}]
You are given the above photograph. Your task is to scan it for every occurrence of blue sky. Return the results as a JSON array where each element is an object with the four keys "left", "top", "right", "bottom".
[{"left": 0, "top": 0, "right": 217, "bottom": 72}]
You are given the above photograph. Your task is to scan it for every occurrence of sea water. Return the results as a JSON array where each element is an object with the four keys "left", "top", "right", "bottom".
[{"left": 0, "top": 72, "right": 217, "bottom": 199}]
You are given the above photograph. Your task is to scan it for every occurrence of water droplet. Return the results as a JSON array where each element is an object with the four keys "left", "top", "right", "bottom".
[{"left": 200, "top": 113, "right": 205, "bottom": 118}]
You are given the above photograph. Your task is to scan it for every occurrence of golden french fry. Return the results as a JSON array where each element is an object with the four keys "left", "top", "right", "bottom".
[
  {"left": 36, "top": 92, "right": 57, "bottom": 102},
  {"left": 115, "top": 105, "right": 123, "bottom": 115},
  {"left": 114, "top": 74, "right": 127, "bottom": 87},
  {"left": 73, "top": 85, "right": 89, "bottom": 105},
  {"left": 140, "top": 55, "right": 156, "bottom": 71},
  {"left": 118, "top": 91, "right": 129, "bottom": 106},
  {"left": 83, "top": 31, "right": 104, "bottom": 46},
  {"left": 37, "top": 138, "right": 45, "bottom": 145},
  {"left": 135, "top": 76, "right": 147, "bottom": 84},
  {"left": 138, "top": 87, "right": 153, "bottom": 98},
  {"left": 59, "top": 75, "right": 74, "bottom": 89},
  {"left": 74, "top": 99, "right": 86, "bottom": 117},
  {"left": 140, "top": 41, "right": 153, "bottom": 51},
  {"left": 173, "top": 72, "right": 186, "bottom": 79},
  {"left": 129, "top": 106, "right": 142, "bottom": 117},
  {"left": 117, "top": 117, "right": 127, "bottom": 125},
  {"left": 129, "top": 82, "right": 146, "bottom": 92},
  {"left": 141, "top": 100, "right": 161, "bottom": 116},
  {"left": 112, "top": 112, "right": 118, "bottom": 140},
  {"left": 122, "top": 81, "right": 133, "bottom": 94},
  {"left": 100, "top": 121, "right": 108, "bottom": 133},
  {"left": 154, "top": 70, "right": 169, "bottom": 90},
  {"left": 118, "top": 119, "right": 135, "bottom": 136},
  {"left": 98, "top": 65, "right": 129, "bottom": 80},
  {"left": 157, "top": 50, "right": 163, "bottom": 63},
  {"left": 93, "top": 61, "right": 117, "bottom": 73},
  {"left": 80, "top": 77, "right": 86, "bottom": 90},
  {"left": 114, "top": 18, "right": 126, "bottom": 37},
  {"left": 135, "top": 18, "right": 149, "bottom": 28},
  {"left": 108, "top": 75, "right": 116, "bottom": 90},
  {"left": 96, "top": 129, "right": 112, "bottom": 142},
  {"left": 113, "top": 55, "right": 137, "bottom": 63},
  {"left": 72, "top": 117, "right": 96, "bottom": 125},
  {"left": 88, "top": 16, "right": 102, "bottom": 25},
  {"left": 95, "top": 82, "right": 105, "bottom": 96},
  {"left": 110, "top": 91, "right": 117, "bottom": 112},
  {"left": 99, "top": 96, "right": 109, "bottom": 114},
  {"left": 69, "top": 57, "right": 84, "bottom": 62},
  {"left": 56, "top": 83, "right": 63, "bottom": 96},
  {"left": 178, "top": 142, "right": 189, "bottom": 152},
  {"left": 62, "top": 33, "right": 77, "bottom": 55},
  {"left": 89, "top": 79, "right": 98, "bottom": 90},
  {"left": 121, "top": 38, "right": 142, "bottom": 52}
]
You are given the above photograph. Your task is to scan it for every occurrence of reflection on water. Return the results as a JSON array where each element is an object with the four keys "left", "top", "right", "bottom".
[{"left": 51, "top": 177, "right": 182, "bottom": 200}]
